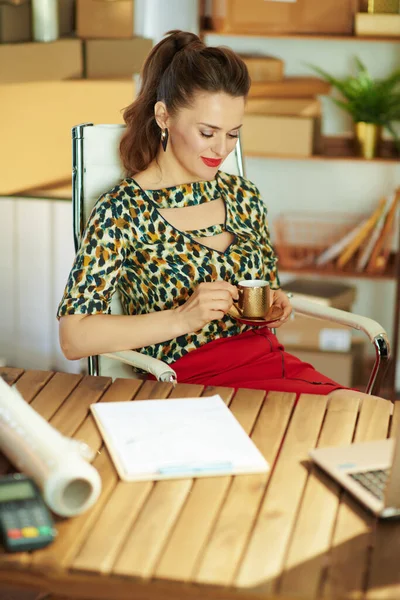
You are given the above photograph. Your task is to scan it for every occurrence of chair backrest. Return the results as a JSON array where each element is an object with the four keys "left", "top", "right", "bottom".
[{"left": 71, "top": 123, "right": 245, "bottom": 377}]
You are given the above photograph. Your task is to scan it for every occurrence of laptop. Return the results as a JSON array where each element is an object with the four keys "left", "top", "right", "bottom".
[{"left": 309, "top": 431, "right": 400, "bottom": 519}]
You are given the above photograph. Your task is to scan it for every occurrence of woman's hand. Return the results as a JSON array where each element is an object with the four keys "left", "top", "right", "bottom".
[
  {"left": 269, "top": 288, "right": 292, "bottom": 328},
  {"left": 175, "top": 281, "right": 238, "bottom": 333}
]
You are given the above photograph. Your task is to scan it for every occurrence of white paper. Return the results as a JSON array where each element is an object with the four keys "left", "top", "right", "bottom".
[
  {"left": 319, "top": 329, "right": 352, "bottom": 352},
  {"left": 91, "top": 395, "right": 269, "bottom": 480}
]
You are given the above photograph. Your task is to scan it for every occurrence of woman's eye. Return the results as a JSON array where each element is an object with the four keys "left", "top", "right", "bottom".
[
  {"left": 200, "top": 132, "right": 213, "bottom": 138},
  {"left": 228, "top": 132, "right": 239, "bottom": 139}
]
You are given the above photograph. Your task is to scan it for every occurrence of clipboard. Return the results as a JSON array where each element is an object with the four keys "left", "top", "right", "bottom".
[{"left": 90, "top": 395, "right": 269, "bottom": 481}]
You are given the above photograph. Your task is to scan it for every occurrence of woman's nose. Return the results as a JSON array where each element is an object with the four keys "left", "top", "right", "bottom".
[{"left": 211, "top": 136, "right": 227, "bottom": 158}]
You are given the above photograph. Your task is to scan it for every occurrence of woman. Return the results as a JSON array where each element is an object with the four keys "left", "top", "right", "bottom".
[{"left": 57, "top": 30, "right": 372, "bottom": 397}]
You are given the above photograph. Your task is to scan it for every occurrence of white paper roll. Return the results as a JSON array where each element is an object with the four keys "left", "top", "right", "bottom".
[
  {"left": 31, "top": 0, "right": 59, "bottom": 42},
  {"left": 0, "top": 377, "right": 101, "bottom": 517}
]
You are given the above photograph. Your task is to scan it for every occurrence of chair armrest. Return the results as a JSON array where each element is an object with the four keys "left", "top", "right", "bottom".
[
  {"left": 101, "top": 351, "right": 177, "bottom": 384},
  {"left": 290, "top": 295, "right": 388, "bottom": 345},
  {"left": 290, "top": 295, "right": 391, "bottom": 397}
]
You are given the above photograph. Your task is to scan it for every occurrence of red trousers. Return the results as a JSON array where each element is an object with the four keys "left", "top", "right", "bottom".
[{"left": 168, "top": 327, "right": 346, "bottom": 395}]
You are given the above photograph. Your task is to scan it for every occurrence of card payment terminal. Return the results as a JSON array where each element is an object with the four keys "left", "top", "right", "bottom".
[{"left": 0, "top": 473, "right": 56, "bottom": 552}]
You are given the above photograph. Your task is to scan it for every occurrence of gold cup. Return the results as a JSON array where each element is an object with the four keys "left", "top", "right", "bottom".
[{"left": 236, "top": 280, "right": 271, "bottom": 318}]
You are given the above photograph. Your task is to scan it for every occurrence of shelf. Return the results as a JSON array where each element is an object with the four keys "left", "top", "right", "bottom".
[
  {"left": 202, "top": 30, "right": 400, "bottom": 43},
  {"left": 245, "top": 136, "right": 400, "bottom": 164},
  {"left": 279, "top": 253, "right": 398, "bottom": 281}
]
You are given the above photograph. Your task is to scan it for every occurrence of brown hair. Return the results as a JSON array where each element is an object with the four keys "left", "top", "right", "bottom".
[{"left": 119, "top": 30, "right": 251, "bottom": 176}]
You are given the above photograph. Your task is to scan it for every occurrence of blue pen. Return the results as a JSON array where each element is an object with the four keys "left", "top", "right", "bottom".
[{"left": 158, "top": 461, "right": 234, "bottom": 475}]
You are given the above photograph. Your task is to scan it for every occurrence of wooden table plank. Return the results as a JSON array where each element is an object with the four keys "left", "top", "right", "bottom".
[
  {"left": 29, "top": 372, "right": 83, "bottom": 420},
  {"left": 111, "top": 384, "right": 206, "bottom": 579},
  {"left": 279, "top": 392, "right": 360, "bottom": 598},
  {"left": 321, "top": 393, "right": 392, "bottom": 600},
  {"left": 191, "top": 391, "right": 296, "bottom": 587},
  {"left": 73, "top": 377, "right": 144, "bottom": 454},
  {"left": 154, "top": 388, "right": 268, "bottom": 583},
  {"left": 235, "top": 393, "right": 328, "bottom": 594},
  {"left": 0, "top": 366, "right": 24, "bottom": 384},
  {"left": 71, "top": 379, "right": 200, "bottom": 577},
  {"left": 49, "top": 376, "right": 111, "bottom": 438},
  {"left": 365, "top": 400, "right": 400, "bottom": 600},
  {"left": 69, "top": 378, "right": 163, "bottom": 574},
  {"left": 14, "top": 370, "right": 55, "bottom": 403}
]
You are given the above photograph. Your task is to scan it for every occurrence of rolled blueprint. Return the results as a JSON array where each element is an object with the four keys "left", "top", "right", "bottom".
[{"left": 0, "top": 377, "right": 101, "bottom": 517}]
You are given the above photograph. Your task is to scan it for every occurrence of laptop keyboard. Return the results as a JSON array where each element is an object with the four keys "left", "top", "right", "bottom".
[{"left": 349, "top": 469, "right": 389, "bottom": 501}]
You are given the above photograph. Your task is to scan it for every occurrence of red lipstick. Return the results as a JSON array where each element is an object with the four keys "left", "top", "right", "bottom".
[{"left": 201, "top": 157, "right": 222, "bottom": 168}]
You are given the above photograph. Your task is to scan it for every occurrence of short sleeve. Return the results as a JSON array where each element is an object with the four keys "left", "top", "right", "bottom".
[
  {"left": 57, "top": 194, "right": 129, "bottom": 318},
  {"left": 249, "top": 182, "right": 281, "bottom": 290}
]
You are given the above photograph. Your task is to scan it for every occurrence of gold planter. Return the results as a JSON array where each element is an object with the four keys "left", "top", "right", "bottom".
[{"left": 355, "top": 122, "right": 382, "bottom": 159}]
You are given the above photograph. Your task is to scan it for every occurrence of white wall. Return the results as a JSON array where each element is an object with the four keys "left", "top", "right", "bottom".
[{"left": 0, "top": 197, "right": 81, "bottom": 374}]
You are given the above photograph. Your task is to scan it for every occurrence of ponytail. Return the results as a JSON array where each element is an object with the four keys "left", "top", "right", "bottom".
[{"left": 119, "top": 30, "right": 250, "bottom": 176}]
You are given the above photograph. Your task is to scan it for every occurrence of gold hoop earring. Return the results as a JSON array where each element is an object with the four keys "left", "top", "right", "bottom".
[{"left": 161, "top": 128, "right": 169, "bottom": 152}]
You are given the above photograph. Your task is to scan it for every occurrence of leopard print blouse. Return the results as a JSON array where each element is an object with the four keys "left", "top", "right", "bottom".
[{"left": 57, "top": 171, "right": 280, "bottom": 365}]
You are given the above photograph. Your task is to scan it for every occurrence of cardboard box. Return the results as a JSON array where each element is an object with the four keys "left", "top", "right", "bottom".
[
  {"left": 248, "top": 77, "right": 331, "bottom": 99},
  {"left": 277, "top": 314, "right": 353, "bottom": 352},
  {"left": 211, "top": 0, "right": 357, "bottom": 35},
  {"left": 77, "top": 0, "right": 134, "bottom": 39},
  {"left": 84, "top": 37, "right": 152, "bottom": 79},
  {"left": 0, "top": 79, "right": 135, "bottom": 195},
  {"left": 282, "top": 279, "right": 357, "bottom": 310},
  {"left": 0, "top": 0, "right": 31, "bottom": 43},
  {"left": 0, "top": 38, "right": 83, "bottom": 83},
  {"left": 355, "top": 12, "right": 400, "bottom": 36},
  {"left": 286, "top": 339, "right": 366, "bottom": 388},
  {"left": 241, "top": 55, "right": 284, "bottom": 83},
  {"left": 242, "top": 99, "right": 321, "bottom": 157},
  {"left": 59, "top": 0, "right": 75, "bottom": 36},
  {"left": 367, "top": 0, "right": 399, "bottom": 13}
]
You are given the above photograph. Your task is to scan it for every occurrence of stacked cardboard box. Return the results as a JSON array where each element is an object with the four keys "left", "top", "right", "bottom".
[
  {"left": 241, "top": 52, "right": 327, "bottom": 157},
  {"left": 211, "top": 0, "right": 356, "bottom": 35},
  {"left": 0, "top": 79, "right": 136, "bottom": 195},
  {"left": 75, "top": 0, "right": 152, "bottom": 79},
  {"left": 0, "top": 0, "right": 74, "bottom": 43},
  {"left": 276, "top": 279, "right": 366, "bottom": 388}
]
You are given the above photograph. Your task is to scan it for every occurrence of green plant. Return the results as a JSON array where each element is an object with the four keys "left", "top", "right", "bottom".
[{"left": 309, "top": 57, "right": 400, "bottom": 150}]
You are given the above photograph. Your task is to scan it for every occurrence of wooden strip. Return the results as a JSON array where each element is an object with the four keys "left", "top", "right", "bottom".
[
  {"left": 14, "top": 370, "right": 55, "bottom": 402},
  {"left": 168, "top": 383, "right": 205, "bottom": 399},
  {"left": 31, "top": 447, "right": 118, "bottom": 571},
  {"left": 365, "top": 400, "right": 400, "bottom": 600},
  {"left": 113, "top": 478, "right": 194, "bottom": 579},
  {"left": 192, "top": 390, "right": 295, "bottom": 587},
  {"left": 279, "top": 392, "right": 360, "bottom": 598},
  {"left": 70, "top": 377, "right": 179, "bottom": 576},
  {"left": 322, "top": 392, "right": 392, "bottom": 600},
  {"left": 202, "top": 385, "right": 235, "bottom": 405},
  {"left": 0, "top": 366, "right": 24, "bottom": 385},
  {"left": 134, "top": 380, "right": 175, "bottom": 400},
  {"left": 72, "top": 480, "right": 154, "bottom": 574},
  {"left": 111, "top": 385, "right": 205, "bottom": 578},
  {"left": 30, "top": 372, "right": 83, "bottom": 420},
  {"left": 73, "top": 378, "right": 144, "bottom": 454},
  {"left": 49, "top": 375, "right": 111, "bottom": 438},
  {"left": 154, "top": 388, "right": 268, "bottom": 582},
  {"left": 235, "top": 393, "right": 328, "bottom": 593}
]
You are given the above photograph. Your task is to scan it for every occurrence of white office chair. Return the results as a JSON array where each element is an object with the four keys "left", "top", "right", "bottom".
[{"left": 72, "top": 123, "right": 390, "bottom": 395}]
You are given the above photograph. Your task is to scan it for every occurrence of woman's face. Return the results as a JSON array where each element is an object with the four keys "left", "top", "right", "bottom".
[{"left": 163, "top": 91, "right": 245, "bottom": 181}]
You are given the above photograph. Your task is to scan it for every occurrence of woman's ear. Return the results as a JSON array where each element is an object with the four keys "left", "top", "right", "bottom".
[{"left": 154, "top": 101, "right": 169, "bottom": 130}]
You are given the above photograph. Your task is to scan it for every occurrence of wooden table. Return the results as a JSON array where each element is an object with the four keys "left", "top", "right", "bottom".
[{"left": 0, "top": 367, "right": 399, "bottom": 600}]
